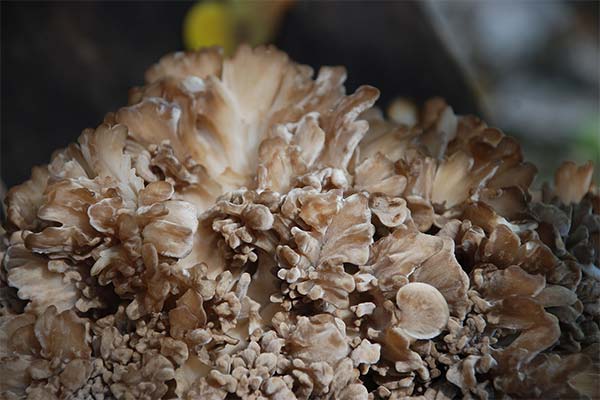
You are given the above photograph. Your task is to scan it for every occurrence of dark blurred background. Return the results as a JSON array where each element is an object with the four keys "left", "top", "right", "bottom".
[{"left": 1, "top": 1, "right": 598, "bottom": 194}]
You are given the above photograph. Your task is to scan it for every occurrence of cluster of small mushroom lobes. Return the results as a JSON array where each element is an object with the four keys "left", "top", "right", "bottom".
[{"left": 0, "top": 45, "right": 598, "bottom": 400}]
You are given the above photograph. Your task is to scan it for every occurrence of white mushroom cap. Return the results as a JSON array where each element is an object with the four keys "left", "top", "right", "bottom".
[{"left": 395, "top": 282, "right": 449, "bottom": 339}]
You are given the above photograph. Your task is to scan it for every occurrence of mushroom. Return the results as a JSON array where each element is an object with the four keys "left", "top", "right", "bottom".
[
  {"left": 394, "top": 282, "right": 449, "bottom": 340},
  {"left": 1, "top": 45, "right": 596, "bottom": 399}
]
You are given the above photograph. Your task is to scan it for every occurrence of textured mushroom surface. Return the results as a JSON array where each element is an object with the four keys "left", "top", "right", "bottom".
[{"left": 1, "top": 45, "right": 598, "bottom": 399}]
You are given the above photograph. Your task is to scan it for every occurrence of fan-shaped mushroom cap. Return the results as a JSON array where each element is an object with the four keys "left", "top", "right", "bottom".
[
  {"left": 395, "top": 282, "right": 449, "bottom": 339},
  {"left": 554, "top": 161, "right": 594, "bottom": 205},
  {"left": 285, "top": 314, "right": 350, "bottom": 364}
]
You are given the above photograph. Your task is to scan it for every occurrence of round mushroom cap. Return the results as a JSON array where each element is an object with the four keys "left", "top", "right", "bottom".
[{"left": 395, "top": 282, "right": 449, "bottom": 339}]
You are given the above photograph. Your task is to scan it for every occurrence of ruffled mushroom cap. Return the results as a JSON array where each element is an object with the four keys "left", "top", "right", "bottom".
[
  {"left": 1, "top": 45, "right": 597, "bottom": 399},
  {"left": 366, "top": 225, "right": 469, "bottom": 319},
  {"left": 0, "top": 306, "right": 91, "bottom": 398},
  {"left": 4, "top": 166, "right": 49, "bottom": 232},
  {"left": 554, "top": 161, "right": 594, "bottom": 205},
  {"left": 286, "top": 314, "right": 350, "bottom": 364}
]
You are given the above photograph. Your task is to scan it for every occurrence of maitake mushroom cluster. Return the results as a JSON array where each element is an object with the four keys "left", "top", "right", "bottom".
[{"left": 1, "top": 45, "right": 598, "bottom": 400}]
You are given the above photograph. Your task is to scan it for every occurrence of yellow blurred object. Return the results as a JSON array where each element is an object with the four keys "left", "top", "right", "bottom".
[
  {"left": 183, "top": 0, "right": 294, "bottom": 55},
  {"left": 183, "top": 2, "right": 235, "bottom": 54}
]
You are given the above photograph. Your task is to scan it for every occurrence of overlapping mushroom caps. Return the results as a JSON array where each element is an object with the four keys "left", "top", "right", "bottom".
[{"left": 1, "top": 45, "right": 598, "bottom": 399}]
